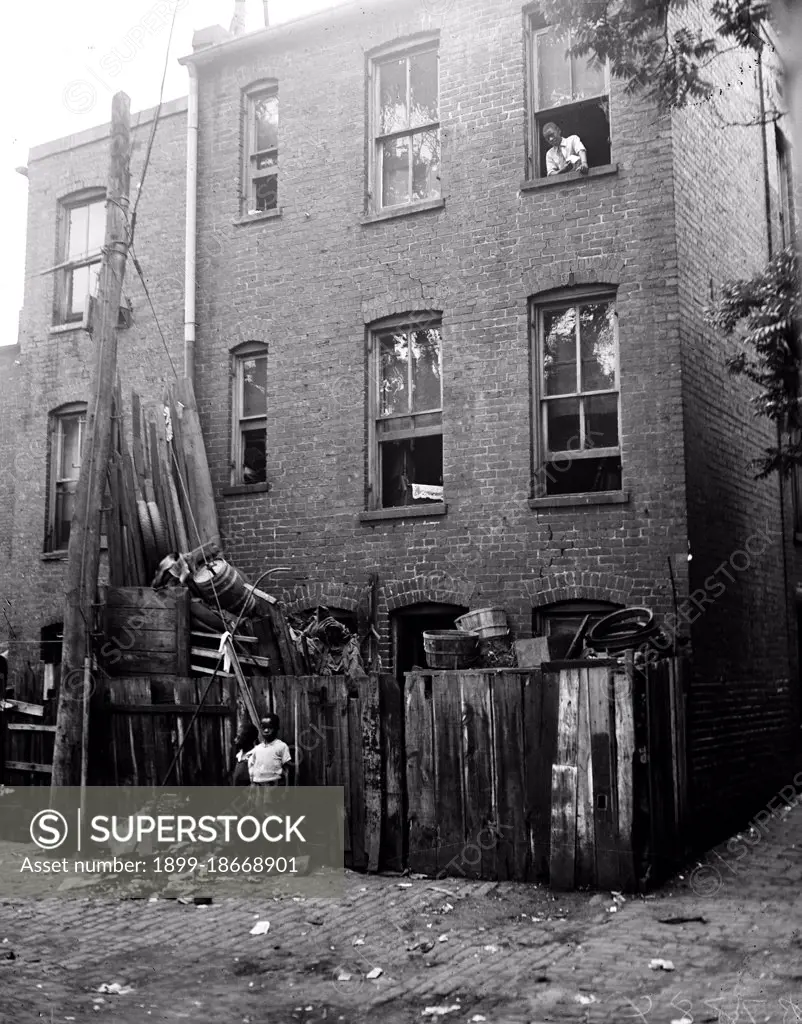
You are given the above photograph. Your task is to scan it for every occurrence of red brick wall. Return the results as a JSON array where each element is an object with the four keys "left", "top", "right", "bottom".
[
  {"left": 0, "top": 100, "right": 187, "bottom": 674},
  {"left": 671, "top": 5, "right": 800, "bottom": 837}
]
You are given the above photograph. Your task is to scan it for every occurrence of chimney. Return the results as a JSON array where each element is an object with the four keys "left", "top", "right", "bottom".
[
  {"left": 230, "top": 0, "right": 247, "bottom": 37},
  {"left": 263, "top": 0, "right": 270, "bottom": 28}
]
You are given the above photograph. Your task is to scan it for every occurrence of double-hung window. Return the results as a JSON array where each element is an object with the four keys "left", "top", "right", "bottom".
[
  {"left": 369, "top": 318, "right": 443, "bottom": 509},
  {"left": 56, "top": 192, "right": 105, "bottom": 324},
  {"left": 371, "top": 42, "right": 440, "bottom": 211},
  {"left": 244, "top": 85, "right": 278, "bottom": 215},
  {"left": 527, "top": 19, "right": 610, "bottom": 178},
  {"left": 533, "top": 294, "right": 621, "bottom": 495},
  {"left": 232, "top": 345, "right": 268, "bottom": 486},
  {"left": 776, "top": 128, "right": 795, "bottom": 248},
  {"left": 47, "top": 404, "right": 87, "bottom": 552}
]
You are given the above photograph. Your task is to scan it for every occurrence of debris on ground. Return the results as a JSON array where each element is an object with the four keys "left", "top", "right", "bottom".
[
  {"left": 97, "top": 982, "right": 134, "bottom": 995},
  {"left": 366, "top": 967, "right": 383, "bottom": 980},
  {"left": 421, "top": 1006, "right": 461, "bottom": 1017},
  {"left": 249, "top": 921, "right": 270, "bottom": 936},
  {"left": 0, "top": 949, "right": 15, "bottom": 960},
  {"left": 658, "top": 915, "right": 707, "bottom": 925},
  {"left": 648, "top": 958, "right": 675, "bottom": 971},
  {"left": 406, "top": 938, "right": 435, "bottom": 953},
  {"left": 335, "top": 970, "right": 352, "bottom": 982},
  {"left": 575, "top": 993, "right": 597, "bottom": 1005}
]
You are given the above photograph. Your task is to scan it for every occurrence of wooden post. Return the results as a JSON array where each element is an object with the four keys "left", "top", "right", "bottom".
[{"left": 51, "top": 93, "right": 132, "bottom": 790}]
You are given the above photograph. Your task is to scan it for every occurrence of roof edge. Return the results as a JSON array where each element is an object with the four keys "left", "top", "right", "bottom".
[{"left": 28, "top": 95, "right": 188, "bottom": 164}]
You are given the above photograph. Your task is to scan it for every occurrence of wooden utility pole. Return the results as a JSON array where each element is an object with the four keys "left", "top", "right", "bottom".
[{"left": 51, "top": 93, "right": 132, "bottom": 790}]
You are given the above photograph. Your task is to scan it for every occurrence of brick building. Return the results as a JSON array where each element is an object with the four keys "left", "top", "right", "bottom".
[{"left": 1, "top": 0, "right": 800, "bottom": 844}]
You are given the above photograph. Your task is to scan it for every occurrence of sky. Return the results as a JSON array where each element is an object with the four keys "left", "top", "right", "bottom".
[{"left": 0, "top": 0, "right": 344, "bottom": 347}]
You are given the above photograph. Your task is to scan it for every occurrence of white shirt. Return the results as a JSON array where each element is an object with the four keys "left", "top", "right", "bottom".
[
  {"left": 546, "top": 135, "right": 586, "bottom": 176},
  {"left": 247, "top": 739, "right": 291, "bottom": 783}
]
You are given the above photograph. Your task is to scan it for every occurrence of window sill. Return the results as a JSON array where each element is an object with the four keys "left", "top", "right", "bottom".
[
  {"left": 529, "top": 491, "right": 629, "bottom": 509},
  {"left": 233, "top": 209, "right": 282, "bottom": 227},
  {"left": 520, "top": 164, "right": 619, "bottom": 192},
  {"left": 41, "top": 551, "right": 68, "bottom": 561},
  {"left": 361, "top": 197, "right": 445, "bottom": 226},
  {"left": 49, "top": 322, "right": 86, "bottom": 335},
  {"left": 222, "top": 483, "right": 271, "bottom": 496},
  {"left": 359, "top": 502, "right": 448, "bottom": 523}
]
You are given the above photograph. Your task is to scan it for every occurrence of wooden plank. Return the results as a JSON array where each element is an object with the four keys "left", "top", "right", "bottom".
[
  {"left": 127, "top": 678, "right": 157, "bottom": 786},
  {"left": 405, "top": 673, "right": 437, "bottom": 876},
  {"left": 251, "top": 615, "right": 284, "bottom": 674},
  {"left": 432, "top": 670, "right": 464, "bottom": 875},
  {"left": 522, "top": 668, "right": 545, "bottom": 882},
  {"left": 347, "top": 685, "right": 367, "bottom": 871},
  {"left": 555, "top": 668, "right": 580, "bottom": 766},
  {"left": 549, "top": 765, "right": 578, "bottom": 890},
  {"left": 7, "top": 724, "right": 57, "bottom": 732},
  {"left": 174, "top": 377, "right": 220, "bottom": 549},
  {"left": 4, "top": 761, "right": 52, "bottom": 774},
  {"left": 613, "top": 665, "right": 637, "bottom": 891},
  {"left": 589, "top": 666, "right": 620, "bottom": 890},
  {"left": 106, "top": 587, "right": 181, "bottom": 611},
  {"left": 359, "top": 674, "right": 382, "bottom": 872},
  {"left": 107, "top": 651, "right": 180, "bottom": 676},
  {"left": 175, "top": 590, "right": 190, "bottom": 676},
  {"left": 460, "top": 671, "right": 494, "bottom": 880},
  {"left": 131, "top": 390, "right": 148, "bottom": 496},
  {"left": 105, "top": 630, "right": 179, "bottom": 654},
  {"left": 170, "top": 677, "right": 198, "bottom": 784},
  {"left": 106, "top": 611, "right": 178, "bottom": 635},
  {"left": 574, "top": 667, "right": 597, "bottom": 888},
  {"left": 165, "top": 387, "right": 194, "bottom": 539},
  {"left": 493, "top": 672, "right": 528, "bottom": 881},
  {"left": 4, "top": 700, "right": 44, "bottom": 718},
  {"left": 379, "top": 674, "right": 404, "bottom": 872},
  {"left": 107, "top": 703, "right": 231, "bottom": 715},
  {"left": 121, "top": 449, "right": 147, "bottom": 586}
]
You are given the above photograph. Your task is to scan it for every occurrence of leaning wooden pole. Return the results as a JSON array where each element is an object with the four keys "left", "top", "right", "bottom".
[{"left": 52, "top": 93, "right": 131, "bottom": 790}]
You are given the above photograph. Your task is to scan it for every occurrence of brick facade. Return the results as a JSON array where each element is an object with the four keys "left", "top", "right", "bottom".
[{"left": 0, "top": 0, "right": 799, "bottom": 844}]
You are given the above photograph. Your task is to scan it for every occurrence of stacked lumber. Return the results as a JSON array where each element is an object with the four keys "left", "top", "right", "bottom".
[{"left": 106, "top": 379, "right": 220, "bottom": 587}]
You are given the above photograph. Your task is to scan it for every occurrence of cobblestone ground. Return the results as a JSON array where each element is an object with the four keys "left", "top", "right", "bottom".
[{"left": 0, "top": 802, "right": 801, "bottom": 1024}]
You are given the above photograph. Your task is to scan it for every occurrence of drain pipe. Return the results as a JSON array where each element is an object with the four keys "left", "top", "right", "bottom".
[{"left": 184, "top": 63, "right": 199, "bottom": 382}]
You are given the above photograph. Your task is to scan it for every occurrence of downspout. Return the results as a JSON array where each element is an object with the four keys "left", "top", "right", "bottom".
[{"left": 184, "top": 63, "right": 199, "bottom": 382}]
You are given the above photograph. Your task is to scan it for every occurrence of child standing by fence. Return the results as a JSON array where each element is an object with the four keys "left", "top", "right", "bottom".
[
  {"left": 247, "top": 713, "right": 292, "bottom": 787},
  {"left": 233, "top": 721, "right": 259, "bottom": 786}
]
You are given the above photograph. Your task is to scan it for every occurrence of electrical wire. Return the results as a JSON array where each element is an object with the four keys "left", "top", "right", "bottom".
[{"left": 130, "top": 241, "right": 179, "bottom": 379}]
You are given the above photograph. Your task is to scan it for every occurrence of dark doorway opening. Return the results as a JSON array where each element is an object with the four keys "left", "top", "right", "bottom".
[{"left": 391, "top": 601, "right": 469, "bottom": 682}]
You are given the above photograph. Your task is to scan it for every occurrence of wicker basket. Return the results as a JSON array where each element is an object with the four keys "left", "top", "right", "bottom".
[
  {"left": 423, "top": 630, "right": 479, "bottom": 669},
  {"left": 455, "top": 607, "right": 509, "bottom": 640}
]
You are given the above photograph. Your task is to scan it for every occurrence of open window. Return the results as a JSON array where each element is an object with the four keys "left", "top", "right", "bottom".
[
  {"left": 532, "top": 291, "right": 622, "bottom": 496},
  {"left": 369, "top": 39, "right": 441, "bottom": 212},
  {"left": 527, "top": 16, "right": 611, "bottom": 178},
  {"left": 231, "top": 343, "right": 268, "bottom": 486},
  {"left": 243, "top": 82, "right": 278, "bottom": 215},
  {"left": 776, "top": 127, "right": 796, "bottom": 248},
  {"left": 368, "top": 316, "right": 444, "bottom": 509}
]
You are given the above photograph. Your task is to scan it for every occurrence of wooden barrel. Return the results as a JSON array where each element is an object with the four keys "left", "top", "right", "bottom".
[
  {"left": 455, "top": 607, "right": 509, "bottom": 639},
  {"left": 192, "top": 559, "right": 256, "bottom": 617},
  {"left": 423, "top": 630, "right": 478, "bottom": 669}
]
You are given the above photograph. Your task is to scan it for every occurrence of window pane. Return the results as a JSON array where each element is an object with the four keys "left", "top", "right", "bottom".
[
  {"left": 381, "top": 137, "right": 410, "bottom": 207},
  {"left": 411, "top": 328, "right": 442, "bottom": 412},
  {"left": 242, "top": 356, "right": 267, "bottom": 419},
  {"left": 545, "top": 454, "right": 621, "bottom": 495},
  {"left": 254, "top": 94, "right": 278, "bottom": 152},
  {"left": 380, "top": 435, "right": 443, "bottom": 508},
  {"left": 67, "top": 205, "right": 89, "bottom": 260},
  {"left": 55, "top": 486, "right": 77, "bottom": 550},
  {"left": 379, "top": 58, "right": 408, "bottom": 135},
  {"left": 537, "top": 30, "right": 572, "bottom": 108},
  {"left": 89, "top": 262, "right": 100, "bottom": 298},
  {"left": 380, "top": 333, "right": 409, "bottom": 416},
  {"left": 585, "top": 393, "right": 618, "bottom": 448},
  {"left": 410, "top": 49, "right": 438, "bottom": 127},
  {"left": 241, "top": 427, "right": 267, "bottom": 485},
  {"left": 86, "top": 200, "right": 105, "bottom": 253},
  {"left": 412, "top": 129, "right": 440, "bottom": 201},
  {"left": 542, "top": 307, "right": 577, "bottom": 395},
  {"left": 255, "top": 152, "right": 277, "bottom": 170},
  {"left": 69, "top": 265, "right": 90, "bottom": 316},
  {"left": 579, "top": 302, "right": 616, "bottom": 391},
  {"left": 253, "top": 175, "right": 278, "bottom": 212},
  {"left": 59, "top": 417, "right": 84, "bottom": 480},
  {"left": 572, "top": 52, "right": 605, "bottom": 101},
  {"left": 545, "top": 397, "right": 581, "bottom": 452}
]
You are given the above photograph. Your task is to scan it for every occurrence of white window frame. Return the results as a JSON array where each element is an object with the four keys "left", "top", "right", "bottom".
[
  {"left": 526, "top": 19, "right": 611, "bottom": 179},
  {"left": 55, "top": 191, "right": 105, "bottom": 325},
  {"left": 243, "top": 83, "right": 278, "bottom": 216},
  {"left": 367, "top": 315, "right": 444, "bottom": 510},
  {"left": 532, "top": 291, "right": 621, "bottom": 487},
  {"left": 231, "top": 344, "right": 268, "bottom": 486},
  {"left": 369, "top": 38, "right": 441, "bottom": 213},
  {"left": 46, "top": 404, "right": 87, "bottom": 552}
]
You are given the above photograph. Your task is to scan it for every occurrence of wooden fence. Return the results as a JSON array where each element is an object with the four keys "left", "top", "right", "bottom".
[
  {"left": 404, "top": 656, "right": 687, "bottom": 890},
  {"left": 93, "top": 673, "right": 389, "bottom": 873}
]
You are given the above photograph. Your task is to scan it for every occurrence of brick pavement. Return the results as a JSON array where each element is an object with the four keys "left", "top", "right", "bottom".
[{"left": 0, "top": 802, "right": 801, "bottom": 1024}]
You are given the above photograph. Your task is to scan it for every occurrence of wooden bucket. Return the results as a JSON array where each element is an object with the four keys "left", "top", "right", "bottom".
[
  {"left": 192, "top": 559, "right": 256, "bottom": 617},
  {"left": 423, "top": 630, "right": 478, "bottom": 669},
  {"left": 455, "top": 607, "right": 509, "bottom": 639}
]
